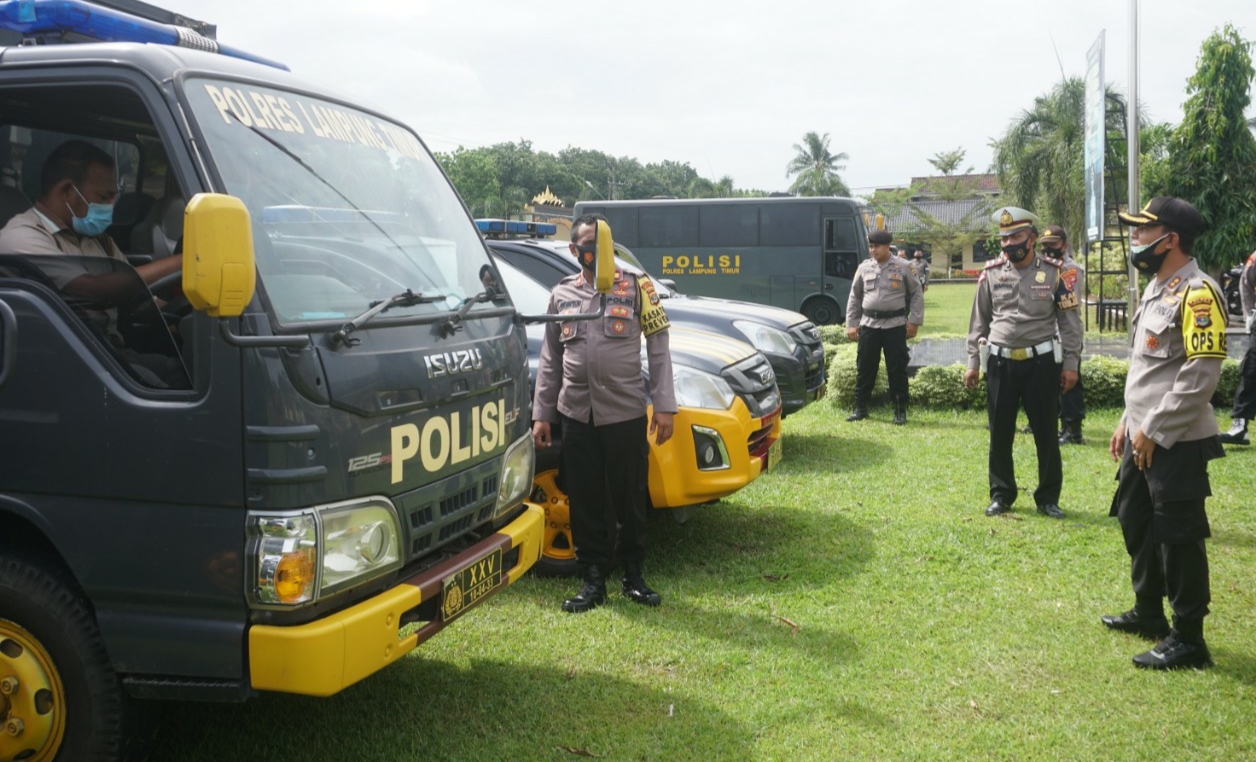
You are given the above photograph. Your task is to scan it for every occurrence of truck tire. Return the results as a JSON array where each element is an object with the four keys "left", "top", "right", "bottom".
[
  {"left": 801, "top": 297, "right": 841, "bottom": 326},
  {"left": 0, "top": 552, "right": 126, "bottom": 761},
  {"left": 529, "top": 470, "right": 578, "bottom": 577}
]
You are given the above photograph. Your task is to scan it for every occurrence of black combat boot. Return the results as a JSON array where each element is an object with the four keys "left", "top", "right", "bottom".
[
  {"left": 562, "top": 565, "right": 607, "bottom": 613},
  {"left": 1133, "top": 617, "right": 1212, "bottom": 670},
  {"left": 1219, "top": 418, "right": 1249, "bottom": 445},
  {"left": 621, "top": 562, "right": 662, "bottom": 607},
  {"left": 846, "top": 404, "right": 869, "bottom": 422},
  {"left": 892, "top": 401, "right": 907, "bottom": 426},
  {"left": 1058, "top": 419, "right": 1085, "bottom": 445}
]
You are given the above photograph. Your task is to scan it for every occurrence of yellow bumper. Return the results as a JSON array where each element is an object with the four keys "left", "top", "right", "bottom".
[
  {"left": 248, "top": 502, "right": 544, "bottom": 697},
  {"left": 647, "top": 400, "right": 775, "bottom": 508}
]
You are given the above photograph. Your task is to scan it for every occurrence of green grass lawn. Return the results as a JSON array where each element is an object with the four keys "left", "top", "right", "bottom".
[
  {"left": 150, "top": 405, "right": 1256, "bottom": 760},
  {"left": 917, "top": 281, "right": 977, "bottom": 337}
]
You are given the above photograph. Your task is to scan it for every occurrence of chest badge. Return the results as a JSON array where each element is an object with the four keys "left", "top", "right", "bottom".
[
  {"left": 1035, "top": 271, "right": 1046, "bottom": 283},
  {"left": 1146, "top": 334, "right": 1160, "bottom": 351}
]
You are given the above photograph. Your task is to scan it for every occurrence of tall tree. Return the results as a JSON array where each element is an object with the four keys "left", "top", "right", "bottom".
[
  {"left": 992, "top": 77, "right": 1127, "bottom": 244},
  {"left": 1155, "top": 24, "right": 1256, "bottom": 272},
  {"left": 785, "top": 131, "right": 850, "bottom": 196}
]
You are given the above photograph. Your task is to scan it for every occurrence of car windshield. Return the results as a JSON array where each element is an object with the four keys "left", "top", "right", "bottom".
[{"left": 183, "top": 78, "right": 495, "bottom": 325}]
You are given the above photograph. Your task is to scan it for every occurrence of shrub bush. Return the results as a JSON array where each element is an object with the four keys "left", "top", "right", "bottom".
[
  {"left": 909, "top": 364, "right": 985, "bottom": 409},
  {"left": 821, "top": 337, "right": 1240, "bottom": 412}
]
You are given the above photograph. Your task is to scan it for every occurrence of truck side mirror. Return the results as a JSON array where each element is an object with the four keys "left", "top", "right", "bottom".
[
  {"left": 593, "top": 218, "right": 615, "bottom": 294},
  {"left": 182, "top": 193, "right": 256, "bottom": 318}
]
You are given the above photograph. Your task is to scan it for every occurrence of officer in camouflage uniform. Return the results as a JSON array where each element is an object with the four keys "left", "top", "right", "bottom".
[
  {"left": 533, "top": 214, "right": 676, "bottom": 613},
  {"left": 1039, "top": 225, "right": 1088, "bottom": 445},
  {"left": 964, "top": 207, "right": 1083, "bottom": 519},
  {"left": 845, "top": 228, "right": 924, "bottom": 425},
  {"left": 1103, "top": 196, "right": 1225, "bottom": 670}
]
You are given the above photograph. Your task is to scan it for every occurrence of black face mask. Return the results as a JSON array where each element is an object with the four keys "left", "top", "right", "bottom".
[
  {"left": 1002, "top": 240, "right": 1031, "bottom": 262},
  {"left": 1130, "top": 233, "right": 1171, "bottom": 273},
  {"left": 574, "top": 243, "right": 596, "bottom": 270},
  {"left": 1041, "top": 246, "right": 1064, "bottom": 258}
]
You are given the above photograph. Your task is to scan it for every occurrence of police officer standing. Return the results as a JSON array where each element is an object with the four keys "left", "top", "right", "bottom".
[
  {"left": 1218, "top": 248, "right": 1256, "bottom": 445},
  {"left": 1039, "top": 225, "right": 1088, "bottom": 445},
  {"left": 1104, "top": 196, "right": 1224, "bottom": 670},
  {"left": 964, "top": 207, "right": 1083, "bottom": 518},
  {"left": 845, "top": 228, "right": 924, "bottom": 425},
  {"left": 912, "top": 250, "right": 930, "bottom": 291},
  {"left": 533, "top": 214, "right": 676, "bottom": 613}
]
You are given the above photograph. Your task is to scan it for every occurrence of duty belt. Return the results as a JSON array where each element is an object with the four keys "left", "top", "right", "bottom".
[
  {"left": 988, "top": 340, "right": 1055, "bottom": 361},
  {"left": 863, "top": 308, "right": 907, "bottom": 319}
]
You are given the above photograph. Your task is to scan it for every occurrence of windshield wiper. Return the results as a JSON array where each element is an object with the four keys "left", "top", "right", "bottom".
[
  {"left": 330, "top": 289, "right": 447, "bottom": 348},
  {"left": 439, "top": 285, "right": 505, "bottom": 337}
]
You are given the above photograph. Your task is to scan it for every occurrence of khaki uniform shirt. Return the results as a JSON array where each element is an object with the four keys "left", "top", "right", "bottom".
[
  {"left": 846, "top": 254, "right": 924, "bottom": 329},
  {"left": 966, "top": 253, "right": 1084, "bottom": 371},
  {"left": 1121, "top": 260, "right": 1227, "bottom": 448},
  {"left": 534, "top": 269, "right": 677, "bottom": 426},
  {"left": 0, "top": 206, "right": 127, "bottom": 341},
  {"left": 1240, "top": 251, "right": 1256, "bottom": 318},
  {"left": 0, "top": 206, "right": 125, "bottom": 284}
]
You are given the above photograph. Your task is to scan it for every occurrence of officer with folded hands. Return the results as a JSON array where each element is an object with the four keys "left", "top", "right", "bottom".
[{"left": 964, "top": 207, "right": 1083, "bottom": 519}]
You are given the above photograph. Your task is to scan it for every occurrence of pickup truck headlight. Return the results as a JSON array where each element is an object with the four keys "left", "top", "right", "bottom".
[
  {"left": 672, "top": 365, "right": 736, "bottom": 410},
  {"left": 248, "top": 497, "right": 402, "bottom": 608},
  {"left": 495, "top": 433, "right": 534, "bottom": 518},
  {"left": 733, "top": 320, "right": 798, "bottom": 355}
]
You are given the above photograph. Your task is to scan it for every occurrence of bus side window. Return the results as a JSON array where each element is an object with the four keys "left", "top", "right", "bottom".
[{"left": 824, "top": 218, "right": 857, "bottom": 277}]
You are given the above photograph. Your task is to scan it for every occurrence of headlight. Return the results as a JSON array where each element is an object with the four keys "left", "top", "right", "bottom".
[
  {"left": 495, "top": 433, "right": 535, "bottom": 518},
  {"left": 733, "top": 320, "right": 798, "bottom": 355},
  {"left": 673, "top": 365, "right": 736, "bottom": 410},
  {"left": 248, "top": 497, "right": 402, "bottom": 608}
]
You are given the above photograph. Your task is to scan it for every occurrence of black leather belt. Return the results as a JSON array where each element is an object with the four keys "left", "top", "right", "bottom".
[{"left": 864, "top": 308, "right": 907, "bottom": 319}]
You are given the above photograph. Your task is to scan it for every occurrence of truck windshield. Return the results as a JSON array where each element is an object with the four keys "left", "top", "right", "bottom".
[{"left": 183, "top": 78, "right": 493, "bottom": 325}]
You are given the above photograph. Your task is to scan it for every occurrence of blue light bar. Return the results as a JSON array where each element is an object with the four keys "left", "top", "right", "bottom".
[
  {"left": 0, "top": 0, "right": 289, "bottom": 70},
  {"left": 474, "top": 219, "right": 559, "bottom": 238}
]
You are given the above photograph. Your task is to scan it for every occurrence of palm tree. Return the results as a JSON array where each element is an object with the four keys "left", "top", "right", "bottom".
[
  {"left": 786, "top": 132, "right": 851, "bottom": 196},
  {"left": 992, "top": 77, "right": 1127, "bottom": 243}
]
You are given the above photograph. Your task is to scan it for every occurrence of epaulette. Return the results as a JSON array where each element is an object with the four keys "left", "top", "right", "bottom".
[
  {"left": 1246, "top": 250, "right": 1256, "bottom": 267},
  {"left": 1041, "top": 255, "right": 1063, "bottom": 268},
  {"left": 983, "top": 256, "right": 1006, "bottom": 270}
]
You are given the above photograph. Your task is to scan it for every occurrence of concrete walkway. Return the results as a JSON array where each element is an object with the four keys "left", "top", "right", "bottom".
[{"left": 909, "top": 329, "right": 1250, "bottom": 369}]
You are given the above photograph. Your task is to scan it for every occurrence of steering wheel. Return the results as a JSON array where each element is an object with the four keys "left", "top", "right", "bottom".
[{"left": 117, "top": 270, "right": 192, "bottom": 345}]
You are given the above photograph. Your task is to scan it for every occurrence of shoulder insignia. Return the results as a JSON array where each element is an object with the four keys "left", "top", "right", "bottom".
[
  {"left": 638, "top": 275, "right": 670, "bottom": 337},
  {"left": 1182, "top": 278, "right": 1228, "bottom": 359},
  {"left": 1041, "top": 255, "right": 1062, "bottom": 268},
  {"left": 1247, "top": 251, "right": 1256, "bottom": 267},
  {"left": 983, "top": 257, "right": 1005, "bottom": 270},
  {"left": 1166, "top": 276, "right": 1183, "bottom": 293}
]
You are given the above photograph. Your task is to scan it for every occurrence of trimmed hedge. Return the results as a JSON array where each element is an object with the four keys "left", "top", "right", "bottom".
[{"left": 822, "top": 333, "right": 1241, "bottom": 411}]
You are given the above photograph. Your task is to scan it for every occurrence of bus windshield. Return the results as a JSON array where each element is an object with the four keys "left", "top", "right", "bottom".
[{"left": 184, "top": 79, "right": 493, "bottom": 325}]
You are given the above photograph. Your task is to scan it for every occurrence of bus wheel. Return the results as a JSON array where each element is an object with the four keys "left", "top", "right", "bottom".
[
  {"left": 0, "top": 552, "right": 126, "bottom": 761},
  {"left": 529, "top": 470, "right": 579, "bottom": 577},
  {"left": 801, "top": 297, "right": 841, "bottom": 326}
]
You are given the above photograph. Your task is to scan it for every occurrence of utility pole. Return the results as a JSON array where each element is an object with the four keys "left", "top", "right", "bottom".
[{"left": 1126, "top": 0, "right": 1141, "bottom": 317}]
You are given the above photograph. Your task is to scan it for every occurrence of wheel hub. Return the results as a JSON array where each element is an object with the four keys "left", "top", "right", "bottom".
[
  {"left": 0, "top": 619, "right": 64, "bottom": 762},
  {"left": 530, "top": 469, "right": 575, "bottom": 563}
]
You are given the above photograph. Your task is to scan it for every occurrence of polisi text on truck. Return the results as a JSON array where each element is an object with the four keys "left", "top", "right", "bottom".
[{"left": 391, "top": 398, "right": 507, "bottom": 483}]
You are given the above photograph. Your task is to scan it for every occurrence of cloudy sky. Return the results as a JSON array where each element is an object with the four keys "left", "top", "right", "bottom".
[{"left": 196, "top": 0, "right": 1252, "bottom": 195}]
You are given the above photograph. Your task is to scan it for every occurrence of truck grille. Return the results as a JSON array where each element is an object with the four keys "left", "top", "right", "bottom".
[
  {"left": 722, "top": 354, "right": 780, "bottom": 419},
  {"left": 394, "top": 459, "right": 500, "bottom": 561}
]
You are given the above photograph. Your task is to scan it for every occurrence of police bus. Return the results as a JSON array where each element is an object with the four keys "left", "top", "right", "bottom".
[{"left": 573, "top": 197, "right": 870, "bottom": 325}]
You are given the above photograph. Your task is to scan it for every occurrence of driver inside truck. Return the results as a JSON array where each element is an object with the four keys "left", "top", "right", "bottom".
[{"left": 0, "top": 139, "right": 187, "bottom": 386}]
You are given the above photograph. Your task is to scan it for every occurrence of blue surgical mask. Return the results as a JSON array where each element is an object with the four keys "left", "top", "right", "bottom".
[{"left": 67, "top": 185, "right": 114, "bottom": 237}]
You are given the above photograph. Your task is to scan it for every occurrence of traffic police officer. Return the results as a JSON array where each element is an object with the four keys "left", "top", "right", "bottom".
[
  {"left": 1104, "top": 196, "right": 1224, "bottom": 670},
  {"left": 964, "top": 207, "right": 1083, "bottom": 518},
  {"left": 1039, "top": 225, "right": 1088, "bottom": 445},
  {"left": 533, "top": 214, "right": 677, "bottom": 613},
  {"left": 1218, "top": 248, "right": 1256, "bottom": 445},
  {"left": 845, "top": 228, "right": 924, "bottom": 424}
]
